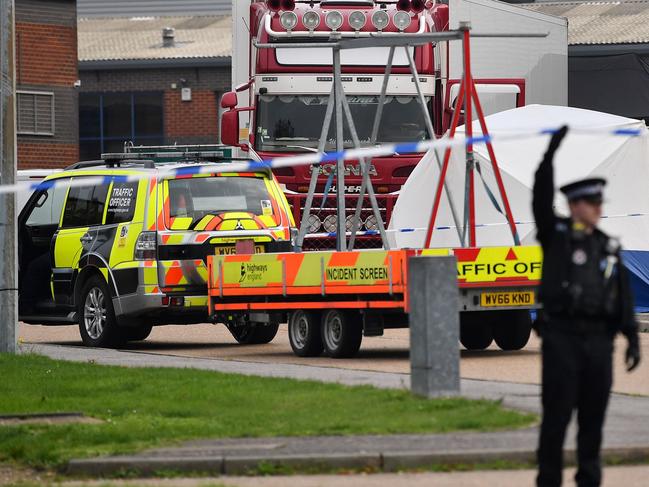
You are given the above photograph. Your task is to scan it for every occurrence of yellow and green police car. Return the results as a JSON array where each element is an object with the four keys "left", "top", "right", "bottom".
[{"left": 18, "top": 151, "right": 295, "bottom": 347}]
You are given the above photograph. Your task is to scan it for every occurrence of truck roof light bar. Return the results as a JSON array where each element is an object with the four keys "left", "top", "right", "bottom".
[
  {"left": 303, "top": 10, "right": 320, "bottom": 30},
  {"left": 349, "top": 11, "right": 367, "bottom": 30},
  {"left": 265, "top": 11, "right": 426, "bottom": 37},
  {"left": 325, "top": 11, "right": 344, "bottom": 30},
  {"left": 267, "top": 0, "right": 281, "bottom": 12},
  {"left": 393, "top": 11, "right": 411, "bottom": 31},
  {"left": 280, "top": 11, "right": 299, "bottom": 30}
]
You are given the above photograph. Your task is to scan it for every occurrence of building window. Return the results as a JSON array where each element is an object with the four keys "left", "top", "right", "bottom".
[
  {"left": 79, "top": 92, "right": 164, "bottom": 160},
  {"left": 17, "top": 91, "right": 55, "bottom": 136}
]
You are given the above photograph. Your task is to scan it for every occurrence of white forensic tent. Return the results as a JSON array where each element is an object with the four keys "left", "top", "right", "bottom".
[{"left": 389, "top": 104, "right": 649, "bottom": 251}]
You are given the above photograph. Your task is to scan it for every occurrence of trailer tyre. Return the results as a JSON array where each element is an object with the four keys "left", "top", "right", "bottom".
[
  {"left": 229, "top": 322, "right": 279, "bottom": 345},
  {"left": 460, "top": 312, "right": 493, "bottom": 351},
  {"left": 321, "top": 309, "right": 362, "bottom": 358},
  {"left": 288, "top": 310, "right": 323, "bottom": 357},
  {"left": 493, "top": 310, "right": 532, "bottom": 351}
]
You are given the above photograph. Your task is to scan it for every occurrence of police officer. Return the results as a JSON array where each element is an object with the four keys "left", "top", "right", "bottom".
[{"left": 533, "top": 126, "right": 641, "bottom": 487}]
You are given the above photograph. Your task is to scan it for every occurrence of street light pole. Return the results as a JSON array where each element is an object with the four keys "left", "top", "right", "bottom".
[{"left": 0, "top": 0, "right": 17, "bottom": 354}]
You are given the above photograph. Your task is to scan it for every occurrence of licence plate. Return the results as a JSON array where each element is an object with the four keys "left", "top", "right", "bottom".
[
  {"left": 216, "top": 245, "right": 265, "bottom": 255},
  {"left": 480, "top": 291, "right": 535, "bottom": 307}
]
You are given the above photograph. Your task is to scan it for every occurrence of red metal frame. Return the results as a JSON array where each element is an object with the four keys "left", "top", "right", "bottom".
[
  {"left": 425, "top": 29, "right": 519, "bottom": 248},
  {"left": 442, "top": 78, "right": 526, "bottom": 133}
]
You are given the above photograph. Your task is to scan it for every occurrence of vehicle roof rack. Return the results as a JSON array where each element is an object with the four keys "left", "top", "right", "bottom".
[
  {"left": 64, "top": 160, "right": 105, "bottom": 170},
  {"left": 65, "top": 158, "right": 156, "bottom": 170},
  {"left": 123, "top": 142, "right": 240, "bottom": 163}
]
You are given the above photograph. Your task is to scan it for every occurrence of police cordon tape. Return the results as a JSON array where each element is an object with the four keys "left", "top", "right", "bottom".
[
  {"left": 303, "top": 213, "right": 649, "bottom": 238},
  {"left": 0, "top": 125, "right": 646, "bottom": 196}
]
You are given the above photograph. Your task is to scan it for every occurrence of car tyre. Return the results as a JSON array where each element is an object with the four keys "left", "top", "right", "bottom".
[
  {"left": 321, "top": 309, "right": 362, "bottom": 358},
  {"left": 288, "top": 310, "right": 323, "bottom": 357},
  {"left": 78, "top": 275, "right": 124, "bottom": 348}
]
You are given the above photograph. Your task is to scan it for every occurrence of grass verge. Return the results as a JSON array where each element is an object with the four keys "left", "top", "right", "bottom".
[{"left": 0, "top": 353, "right": 534, "bottom": 470}]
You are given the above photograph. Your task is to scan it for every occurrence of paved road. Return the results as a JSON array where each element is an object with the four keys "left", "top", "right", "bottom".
[
  {"left": 18, "top": 322, "right": 649, "bottom": 396},
  {"left": 60, "top": 466, "right": 649, "bottom": 487}
]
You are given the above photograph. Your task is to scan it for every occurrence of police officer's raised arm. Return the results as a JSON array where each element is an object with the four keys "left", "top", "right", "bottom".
[{"left": 532, "top": 126, "right": 568, "bottom": 246}]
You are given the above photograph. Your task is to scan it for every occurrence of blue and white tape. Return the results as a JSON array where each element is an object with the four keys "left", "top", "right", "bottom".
[
  {"left": 0, "top": 125, "right": 646, "bottom": 196},
  {"left": 304, "top": 213, "right": 649, "bottom": 238}
]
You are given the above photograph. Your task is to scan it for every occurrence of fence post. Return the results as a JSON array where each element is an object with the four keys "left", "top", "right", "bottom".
[
  {"left": 0, "top": 0, "right": 17, "bottom": 354},
  {"left": 408, "top": 255, "right": 460, "bottom": 397}
]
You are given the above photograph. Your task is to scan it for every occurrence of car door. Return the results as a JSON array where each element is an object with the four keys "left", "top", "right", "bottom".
[
  {"left": 18, "top": 179, "right": 68, "bottom": 316},
  {"left": 52, "top": 179, "right": 110, "bottom": 306}
]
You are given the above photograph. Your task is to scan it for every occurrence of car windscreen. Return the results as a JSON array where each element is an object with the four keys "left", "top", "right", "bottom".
[
  {"left": 165, "top": 176, "right": 274, "bottom": 230},
  {"left": 254, "top": 94, "right": 431, "bottom": 152}
]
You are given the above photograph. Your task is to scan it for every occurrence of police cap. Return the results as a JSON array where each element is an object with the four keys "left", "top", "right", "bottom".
[{"left": 559, "top": 178, "right": 606, "bottom": 203}]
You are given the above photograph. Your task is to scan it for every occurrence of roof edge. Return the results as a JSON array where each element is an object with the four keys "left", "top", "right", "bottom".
[
  {"left": 79, "top": 57, "right": 232, "bottom": 70},
  {"left": 570, "top": 43, "right": 649, "bottom": 56}
]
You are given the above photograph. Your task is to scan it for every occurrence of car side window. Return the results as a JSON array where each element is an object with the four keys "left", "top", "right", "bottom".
[
  {"left": 25, "top": 183, "right": 68, "bottom": 227},
  {"left": 105, "top": 181, "right": 138, "bottom": 225},
  {"left": 61, "top": 183, "right": 109, "bottom": 228}
]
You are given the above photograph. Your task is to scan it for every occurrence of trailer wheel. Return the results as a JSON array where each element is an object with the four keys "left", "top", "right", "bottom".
[
  {"left": 321, "top": 310, "right": 362, "bottom": 358},
  {"left": 229, "top": 322, "right": 279, "bottom": 345},
  {"left": 288, "top": 310, "right": 323, "bottom": 357},
  {"left": 493, "top": 310, "right": 532, "bottom": 351},
  {"left": 460, "top": 312, "right": 493, "bottom": 351}
]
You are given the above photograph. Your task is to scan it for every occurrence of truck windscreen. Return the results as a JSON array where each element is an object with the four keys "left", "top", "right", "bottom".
[{"left": 255, "top": 95, "right": 431, "bottom": 153}]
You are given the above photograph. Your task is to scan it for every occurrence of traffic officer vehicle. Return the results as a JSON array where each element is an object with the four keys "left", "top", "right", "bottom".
[{"left": 18, "top": 149, "right": 295, "bottom": 347}]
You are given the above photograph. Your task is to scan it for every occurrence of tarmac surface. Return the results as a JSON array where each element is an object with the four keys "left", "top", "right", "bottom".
[
  {"left": 18, "top": 321, "right": 649, "bottom": 396},
  {"left": 60, "top": 465, "right": 649, "bottom": 487}
]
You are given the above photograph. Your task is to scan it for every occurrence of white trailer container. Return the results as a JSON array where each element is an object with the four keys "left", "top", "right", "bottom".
[{"left": 445, "top": 0, "right": 568, "bottom": 115}]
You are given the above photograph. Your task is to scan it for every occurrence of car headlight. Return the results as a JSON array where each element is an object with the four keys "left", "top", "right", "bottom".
[
  {"left": 349, "top": 11, "right": 366, "bottom": 31},
  {"left": 393, "top": 11, "right": 411, "bottom": 31},
  {"left": 371, "top": 10, "right": 390, "bottom": 31},
  {"left": 323, "top": 214, "right": 338, "bottom": 233},
  {"left": 306, "top": 214, "right": 321, "bottom": 233},
  {"left": 302, "top": 10, "right": 320, "bottom": 30},
  {"left": 325, "top": 11, "right": 344, "bottom": 31},
  {"left": 280, "top": 11, "right": 298, "bottom": 31}
]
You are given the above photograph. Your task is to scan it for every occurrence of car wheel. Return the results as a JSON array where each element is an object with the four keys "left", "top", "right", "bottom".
[
  {"left": 288, "top": 310, "right": 323, "bottom": 357},
  {"left": 321, "top": 309, "right": 362, "bottom": 358},
  {"left": 460, "top": 312, "right": 493, "bottom": 351},
  {"left": 78, "top": 275, "right": 124, "bottom": 348}
]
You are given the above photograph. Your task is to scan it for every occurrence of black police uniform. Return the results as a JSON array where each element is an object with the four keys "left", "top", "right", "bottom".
[{"left": 532, "top": 128, "right": 641, "bottom": 487}]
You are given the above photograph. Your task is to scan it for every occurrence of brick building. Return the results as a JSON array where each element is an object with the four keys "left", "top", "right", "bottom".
[
  {"left": 16, "top": 0, "right": 79, "bottom": 168},
  {"left": 77, "top": 14, "right": 232, "bottom": 160}
]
